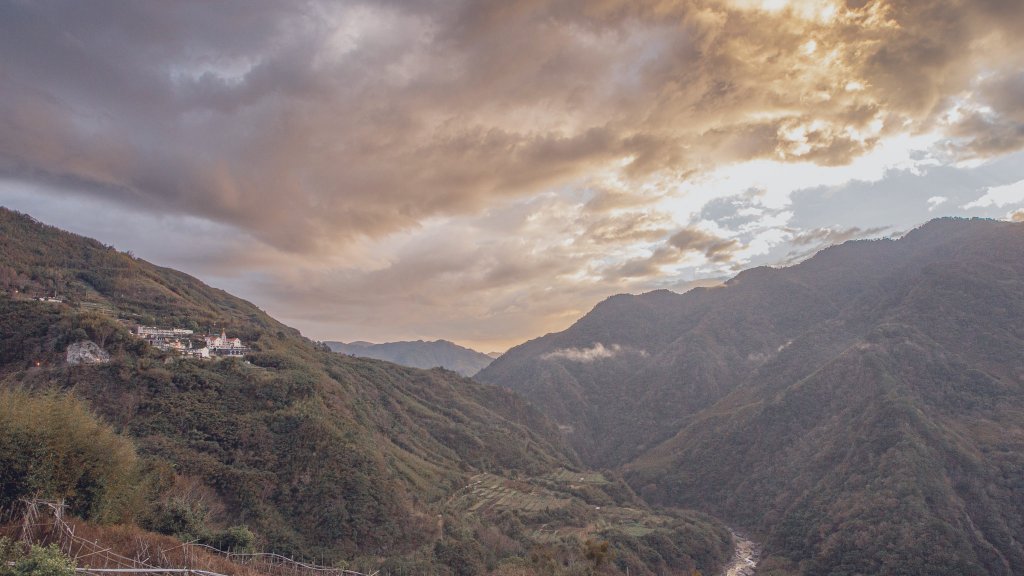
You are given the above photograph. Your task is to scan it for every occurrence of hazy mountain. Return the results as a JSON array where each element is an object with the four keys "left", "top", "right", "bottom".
[
  {"left": 478, "top": 218, "right": 1024, "bottom": 574},
  {"left": 0, "top": 207, "right": 732, "bottom": 575},
  {"left": 325, "top": 339, "right": 494, "bottom": 376}
]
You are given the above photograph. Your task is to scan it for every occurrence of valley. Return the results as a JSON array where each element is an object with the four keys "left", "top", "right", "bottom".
[
  {"left": 722, "top": 533, "right": 758, "bottom": 576},
  {"left": 0, "top": 207, "right": 733, "bottom": 576},
  {"left": 325, "top": 340, "right": 495, "bottom": 377},
  {"left": 4, "top": 3, "right": 1024, "bottom": 574},
  {"left": 3, "top": 208, "right": 1024, "bottom": 575}
]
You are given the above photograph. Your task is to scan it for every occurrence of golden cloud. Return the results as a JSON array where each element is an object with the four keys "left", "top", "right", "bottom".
[{"left": 0, "top": 0, "right": 1020, "bottom": 256}]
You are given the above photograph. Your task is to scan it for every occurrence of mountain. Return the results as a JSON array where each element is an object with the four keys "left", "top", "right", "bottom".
[
  {"left": 325, "top": 339, "right": 495, "bottom": 376},
  {"left": 477, "top": 218, "right": 1024, "bottom": 575},
  {"left": 0, "top": 207, "right": 571, "bottom": 559},
  {"left": 0, "top": 207, "right": 732, "bottom": 576}
]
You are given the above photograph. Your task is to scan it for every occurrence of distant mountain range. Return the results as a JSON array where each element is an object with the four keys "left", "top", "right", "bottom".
[
  {"left": 478, "top": 218, "right": 1024, "bottom": 575},
  {"left": 324, "top": 339, "right": 496, "bottom": 376}
]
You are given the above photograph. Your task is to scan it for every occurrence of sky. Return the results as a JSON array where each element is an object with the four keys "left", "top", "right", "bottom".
[{"left": 2, "top": 0, "right": 1024, "bottom": 352}]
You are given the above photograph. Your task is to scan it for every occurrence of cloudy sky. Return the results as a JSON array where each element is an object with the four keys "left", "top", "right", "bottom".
[{"left": 2, "top": 0, "right": 1024, "bottom": 351}]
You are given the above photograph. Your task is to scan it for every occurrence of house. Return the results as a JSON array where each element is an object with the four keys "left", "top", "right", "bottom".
[
  {"left": 135, "top": 326, "right": 200, "bottom": 356},
  {"left": 186, "top": 346, "right": 211, "bottom": 359},
  {"left": 205, "top": 330, "right": 249, "bottom": 357},
  {"left": 134, "top": 325, "right": 247, "bottom": 358}
]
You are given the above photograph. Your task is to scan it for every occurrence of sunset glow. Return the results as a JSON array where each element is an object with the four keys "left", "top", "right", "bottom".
[{"left": 2, "top": 0, "right": 1023, "bottom": 350}]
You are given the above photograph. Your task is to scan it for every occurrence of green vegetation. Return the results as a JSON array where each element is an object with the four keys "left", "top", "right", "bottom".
[
  {"left": 0, "top": 391, "right": 141, "bottom": 523},
  {"left": 482, "top": 217, "right": 1024, "bottom": 575},
  {"left": 0, "top": 207, "right": 733, "bottom": 575},
  {"left": 0, "top": 540, "right": 76, "bottom": 576},
  {"left": 0, "top": 298, "right": 569, "bottom": 562},
  {"left": 439, "top": 472, "right": 730, "bottom": 575}
]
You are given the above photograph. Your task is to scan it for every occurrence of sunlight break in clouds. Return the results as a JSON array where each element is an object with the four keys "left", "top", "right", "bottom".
[{"left": 2, "top": 0, "right": 1024, "bottom": 349}]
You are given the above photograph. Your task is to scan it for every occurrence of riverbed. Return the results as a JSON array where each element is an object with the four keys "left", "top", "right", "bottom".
[{"left": 722, "top": 531, "right": 759, "bottom": 576}]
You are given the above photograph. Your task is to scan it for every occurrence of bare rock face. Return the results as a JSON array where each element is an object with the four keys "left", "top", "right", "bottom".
[{"left": 66, "top": 341, "right": 110, "bottom": 365}]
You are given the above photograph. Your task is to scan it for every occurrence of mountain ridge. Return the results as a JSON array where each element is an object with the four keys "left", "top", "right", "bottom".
[{"left": 478, "top": 217, "right": 1024, "bottom": 574}]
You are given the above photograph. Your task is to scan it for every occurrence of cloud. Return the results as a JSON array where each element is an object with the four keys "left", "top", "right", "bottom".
[
  {"left": 3, "top": 0, "right": 1024, "bottom": 349},
  {"left": 947, "top": 71, "right": 1024, "bottom": 157},
  {"left": 606, "top": 227, "right": 740, "bottom": 280},
  {"left": 962, "top": 179, "right": 1024, "bottom": 209},
  {"left": 1, "top": 0, "right": 1023, "bottom": 256},
  {"left": 927, "top": 196, "right": 948, "bottom": 211},
  {"left": 781, "top": 225, "right": 889, "bottom": 264},
  {"left": 1011, "top": 209, "right": 1024, "bottom": 222},
  {"left": 542, "top": 342, "right": 646, "bottom": 362},
  {"left": 790, "top": 226, "right": 889, "bottom": 247},
  {"left": 668, "top": 228, "right": 741, "bottom": 261}
]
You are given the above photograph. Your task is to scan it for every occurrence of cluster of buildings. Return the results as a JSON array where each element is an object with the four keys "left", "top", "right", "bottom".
[{"left": 135, "top": 326, "right": 249, "bottom": 359}]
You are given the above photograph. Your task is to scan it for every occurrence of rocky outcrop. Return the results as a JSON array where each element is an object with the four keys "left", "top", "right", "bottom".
[{"left": 66, "top": 341, "right": 110, "bottom": 365}]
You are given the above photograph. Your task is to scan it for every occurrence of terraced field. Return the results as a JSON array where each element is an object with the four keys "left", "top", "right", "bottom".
[
  {"left": 449, "top": 470, "right": 688, "bottom": 543},
  {"left": 449, "top": 473, "right": 573, "bottom": 515}
]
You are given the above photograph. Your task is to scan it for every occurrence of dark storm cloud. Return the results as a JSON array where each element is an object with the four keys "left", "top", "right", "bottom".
[
  {"left": 2, "top": 0, "right": 1023, "bottom": 255},
  {"left": 948, "top": 71, "right": 1024, "bottom": 157}
]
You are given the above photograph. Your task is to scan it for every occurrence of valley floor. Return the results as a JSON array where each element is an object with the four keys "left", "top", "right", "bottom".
[{"left": 722, "top": 531, "right": 759, "bottom": 576}]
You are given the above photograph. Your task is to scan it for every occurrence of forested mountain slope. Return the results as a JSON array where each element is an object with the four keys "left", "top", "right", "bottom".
[
  {"left": 0, "top": 208, "right": 569, "bottom": 561},
  {"left": 0, "top": 207, "right": 733, "bottom": 576},
  {"left": 478, "top": 218, "right": 1024, "bottom": 574}
]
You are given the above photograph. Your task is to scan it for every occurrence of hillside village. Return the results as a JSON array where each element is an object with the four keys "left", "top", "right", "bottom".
[
  {"left": 2, "top": 287, "right": 252, "bottom": 361},
  {"left": 135, "top": 325, "right": 249, "bottom": 359}
]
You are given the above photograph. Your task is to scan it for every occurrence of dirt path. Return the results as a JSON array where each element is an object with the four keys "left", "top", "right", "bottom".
[{"left": 721, "top": 530, "right": 759, "bottom": 576}]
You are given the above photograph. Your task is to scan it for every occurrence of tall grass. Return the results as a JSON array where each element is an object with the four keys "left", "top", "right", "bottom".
[{"left": 0, "top": 390, "right": 141, "bottom": 523}]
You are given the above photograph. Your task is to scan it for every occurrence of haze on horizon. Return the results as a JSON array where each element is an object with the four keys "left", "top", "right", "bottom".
[{"left": 1, "top": 0, "right": 1023, "bottom": 352}]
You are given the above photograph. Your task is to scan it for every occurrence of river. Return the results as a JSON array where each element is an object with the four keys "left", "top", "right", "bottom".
[{"left": 721, "top": 530, "right": 759, "bottom": 576}]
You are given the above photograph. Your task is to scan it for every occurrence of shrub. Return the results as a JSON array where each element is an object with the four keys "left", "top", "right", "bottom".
[
  {"left": 207, "top": 526, "right": 257, "bottom": 553},
  {"left": 1, "top": 544, "right": 75, "bottom": 576},
  {"left": 0, "top": 391, "right": 141, "bottom": 522},
  {"left": 148, "top": 499, "right": 206, "bottom": 541}
]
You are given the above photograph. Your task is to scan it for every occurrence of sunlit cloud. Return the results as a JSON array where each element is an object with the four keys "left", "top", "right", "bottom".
[
  {"left": 927, "top": 196, "right": 948, "bottom": 211},
  {"left": 963, "top": 179, "right": 1024, "bottom": 209},
  {"left": 1, "top": 0, "right": 1023, "bottom": 349}
]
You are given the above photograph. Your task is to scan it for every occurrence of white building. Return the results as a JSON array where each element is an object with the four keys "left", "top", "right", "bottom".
[
  {"left": 186, "top": 346, "right": 211, "bottom": 359},
  {"left": 205, "top": 330, "right": 249, "bottom": 357},
  {"left": 134, "top": 325, "right": 247, "bottom": 359}
]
